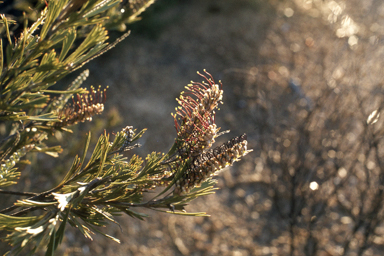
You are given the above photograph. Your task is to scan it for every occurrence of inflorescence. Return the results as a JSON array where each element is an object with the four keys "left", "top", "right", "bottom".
[
  {"left": 55, "top": 86, "right": 107, "bottom": 127},
  {"left": 120, "top": 126, "right": 135, "bottom": 151},
  {"left": 174, "top": 134, "right": 251, "bottom": 195},
  {"left": 172, "top": 70, "right": 252, "bottom": 195},
  {"left": 172, "top": 70, "right": 223, "bottom": 159}
]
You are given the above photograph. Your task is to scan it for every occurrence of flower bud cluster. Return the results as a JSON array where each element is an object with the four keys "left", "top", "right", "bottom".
[
  {"left": 55, "top": 86, "right": 106, "bottom": 127},
  {"left": 173, "top": 70, "right": 223, "bottom": 158},
  {"left": 0, "top": 144, "right": 35, "bottom": 178},
  {"left": 120, "top": 126, "right": 134, "bottom": 151},
  {"left": 174, "top": 134, "right": 252, "bottom": 195}
]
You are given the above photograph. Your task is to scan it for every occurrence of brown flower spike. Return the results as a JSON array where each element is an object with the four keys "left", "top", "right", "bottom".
[
  {"left": 172, "top": 70, "right": 223, "bottom": 159},
  {"left": 172, "top": 71, "right": 252, "bottom": 195},
  {"left": 55, "top": 86, "right": 107, "bottom": 127},
  {"left": 174, "top": 134, "right": 252, "bottom": 195}
]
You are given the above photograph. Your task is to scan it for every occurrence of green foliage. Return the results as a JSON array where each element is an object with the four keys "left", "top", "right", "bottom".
[{"left": 0, "top": 1, "right": 251, "bottom": 255}]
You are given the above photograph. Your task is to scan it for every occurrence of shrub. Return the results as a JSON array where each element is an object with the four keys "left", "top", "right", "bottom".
[{"left": 0, "top": 1, "right": 251, "bottom": 254}]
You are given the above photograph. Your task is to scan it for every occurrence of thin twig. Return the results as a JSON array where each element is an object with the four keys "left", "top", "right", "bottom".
[{"left": 0, "top": 189, "right": 38, "bottom": 196}]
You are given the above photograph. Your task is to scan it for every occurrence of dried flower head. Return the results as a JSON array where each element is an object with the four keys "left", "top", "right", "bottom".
[
  {"left": 120, "top": 126, "right": 134, "bottom": 151},
  {"left": 173, "top": 70, "right": 223, "bottom": 158},
  {"left": 55, "top": 86, "right": 107, "bottom": 127},
  {"left": 174, "top": 134, "right": 252, "bottom": 195}
]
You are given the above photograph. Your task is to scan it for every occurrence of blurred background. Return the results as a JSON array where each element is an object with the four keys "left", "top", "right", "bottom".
[{"left": 5, "top": 0, "right": 384, "bottom": 255}]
